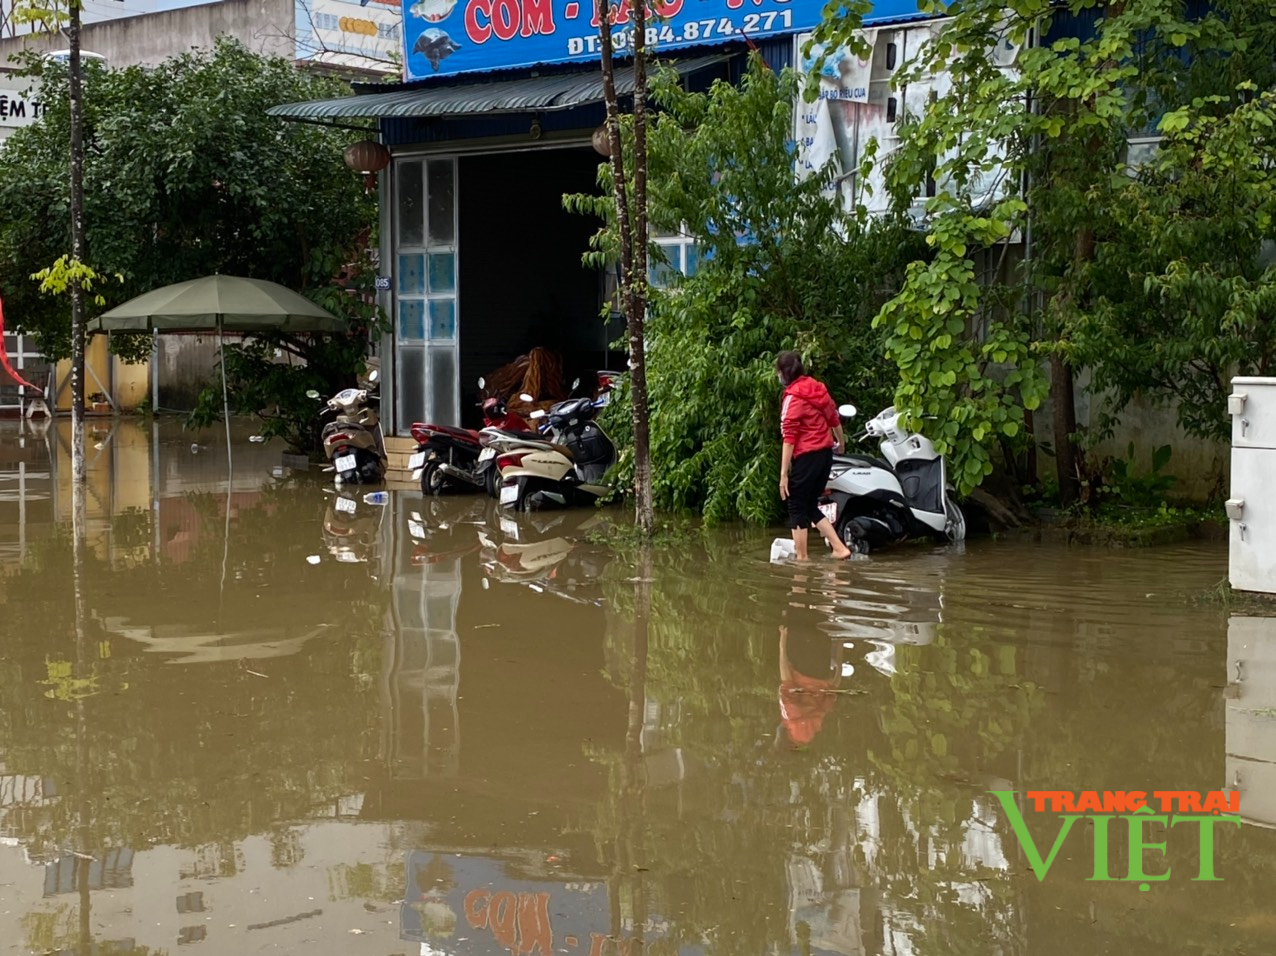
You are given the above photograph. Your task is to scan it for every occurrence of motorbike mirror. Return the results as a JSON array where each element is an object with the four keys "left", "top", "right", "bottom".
[
  {"left": 305, "top": 389, "right": 321, "bottom": 400},
  {"left": 572, "top": 377, "right": 580, "bottom": 389},
  {"left": 838, "top": 404, "right": 858, "bottom": 419},
  {"left": 519, "top": 393, "right": 534, "bottom": 403},
  {"left": 478, "top": 376, "right": 486, "bottom": 389},
  {"left": 530, "top": 409, "right": 547, "bottom": 420}
]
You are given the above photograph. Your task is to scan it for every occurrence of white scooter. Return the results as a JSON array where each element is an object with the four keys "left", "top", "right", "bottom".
[{"left": 819, "top": 404, "right": 966, "bottom": 554}]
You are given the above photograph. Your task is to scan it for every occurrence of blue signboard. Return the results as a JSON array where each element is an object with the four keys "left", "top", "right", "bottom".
[{"left": 401, "top": 0, "right": 925, "bottom": 81}]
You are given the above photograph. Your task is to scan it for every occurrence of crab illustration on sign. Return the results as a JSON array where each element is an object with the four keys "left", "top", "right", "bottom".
[{"left": 415, "top": 27, "right": 461, "bottom": 70}]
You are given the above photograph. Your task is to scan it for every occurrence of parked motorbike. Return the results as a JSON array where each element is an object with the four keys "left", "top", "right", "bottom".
[
  {"left": 494, "top": 392, "right": 617, "bottom": 512},
  {"left": 475, "top": 375, "right": 597, "bottom": 501},
  {"left": 410, "top": 376, "right": 531, "bottom": 496},
  {"left": 309, "top": 367, "right": 386, "bottom": 485},
  {"left": 819, "top": 404, "right": 967, "bottom": 554},
  {"left": 593, "top": 369, "right": 623, "bottom": 406}
]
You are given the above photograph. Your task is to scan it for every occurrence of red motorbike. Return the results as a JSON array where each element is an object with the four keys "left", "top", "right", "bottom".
[{"left": 409, "top": 379, "right": 530, "bottom": 496}]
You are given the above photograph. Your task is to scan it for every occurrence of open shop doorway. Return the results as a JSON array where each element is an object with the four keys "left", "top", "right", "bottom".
[{"left": 457, "top": 145, "right": 624, "bottom": 428}]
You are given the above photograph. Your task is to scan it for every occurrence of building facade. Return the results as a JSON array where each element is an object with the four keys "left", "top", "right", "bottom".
[{"left": 273, "top": 0, "right": 938, "bottom": 435}]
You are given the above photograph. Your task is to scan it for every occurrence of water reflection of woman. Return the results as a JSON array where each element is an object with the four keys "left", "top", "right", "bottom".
[{"left": 777, "top": 625, "right": 844, "bottom": 749}]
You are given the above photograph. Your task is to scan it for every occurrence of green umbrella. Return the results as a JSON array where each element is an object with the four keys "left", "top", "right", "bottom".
[
  {"left": 88, "top": 274, "right": 348, "bottom": 458},
  {"left": 88, "top": 274, "right": 348, "bottom": 334},
  {"left": 90, "top": 276, "right": 351, "bottom": 600}
]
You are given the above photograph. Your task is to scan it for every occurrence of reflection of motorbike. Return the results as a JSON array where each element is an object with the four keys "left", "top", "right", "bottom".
[
  {"left": 405, "top": 500, "right": 486, "bottom": 565},
  {"left": 827, "top": 552, "right": 950, "bottom": 679},
  {"left": 476, "top": 511, "right": 608, "bottom": 605},
  {"left": 322, "top": 489, "right": 387, "bottom": 571}
]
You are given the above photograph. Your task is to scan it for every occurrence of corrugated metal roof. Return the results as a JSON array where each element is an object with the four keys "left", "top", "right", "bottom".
[{"left": 267, "top": 54, "right": 732, "bottom": 121}]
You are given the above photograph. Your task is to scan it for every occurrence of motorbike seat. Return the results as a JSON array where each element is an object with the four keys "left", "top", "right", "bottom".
[
  {"left": 491, "top": 433, "right": 576, "bottom": 460},
  {"left": 485, "top": 427, "right": 540, "bottom": 440},
  {"left": 834, "top": 453, "right": 894, "bottom": 472},
  {"left": 423, "top": 424, "right": 480, "bottom": 441}
]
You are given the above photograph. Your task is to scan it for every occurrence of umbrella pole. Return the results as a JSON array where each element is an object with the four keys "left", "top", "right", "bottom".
[
  {"left": 219, "top": 319, "right": 232, "bottom": 460},
  {"left": 219, "top": 319, "right": 231, "bottom": 625}
]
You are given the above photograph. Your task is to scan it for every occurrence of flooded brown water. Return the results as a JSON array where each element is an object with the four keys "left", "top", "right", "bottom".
[{"left": 1, "top": 419, "right": 1275, "bottom": 956}]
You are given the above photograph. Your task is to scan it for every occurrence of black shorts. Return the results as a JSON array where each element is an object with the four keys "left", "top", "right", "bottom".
[{"left": 786, "top": 447, "right": 833, "bottom": 530}]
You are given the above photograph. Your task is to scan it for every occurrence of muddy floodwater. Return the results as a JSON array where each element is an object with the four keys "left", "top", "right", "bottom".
[{"left": 2, "top": 419, "right": 1275, "bottom": 956}]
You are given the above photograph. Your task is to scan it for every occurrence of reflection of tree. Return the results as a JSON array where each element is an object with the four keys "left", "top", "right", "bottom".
[
  {"left": 582, "top": 540, "right": 1059, "bottom": 955},
  {"left": 580, "top": 540, "right": 860, "bottom": 954},
  {"left": 0, "top": 487, "right": 387, "bottom": 859},
  {"left": 860, "top": 627, "right": 1041, "bottom": 955}
]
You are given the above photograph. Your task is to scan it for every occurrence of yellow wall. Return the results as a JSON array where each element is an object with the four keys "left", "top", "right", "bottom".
[
  {"left": 52, "top": 338, "right": 148, "bottom": 412},
  {"left": 50, "top": 419, "right": 154, "bottom": 563}
]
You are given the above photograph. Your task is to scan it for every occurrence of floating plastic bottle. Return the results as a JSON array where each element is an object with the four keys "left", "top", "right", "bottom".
[{"left": 363, "top": 491, "right": 389, "bottom": 506}]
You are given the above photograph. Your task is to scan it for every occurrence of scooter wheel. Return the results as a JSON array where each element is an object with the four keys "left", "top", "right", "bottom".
[
  {"left": 835, "top": 513, "right": 871, "bottom": 555},
  {"left": 944, "top": 499, "right": 967, "bottom": 542},
  {"left": 421, "top": 461, "right": 448, "bottom": 496}
]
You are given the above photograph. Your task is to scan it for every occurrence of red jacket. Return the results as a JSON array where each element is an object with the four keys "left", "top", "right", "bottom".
[{"left": 781, "top": 375, "right": 839, "bottom": 457}]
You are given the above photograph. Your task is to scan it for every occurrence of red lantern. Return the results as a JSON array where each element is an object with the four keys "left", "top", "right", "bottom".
[{"left": 342, "top": 140, "right": 391, "bottom": 175}]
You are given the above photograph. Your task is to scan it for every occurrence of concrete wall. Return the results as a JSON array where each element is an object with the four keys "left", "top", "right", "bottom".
[
  {"left": 0, "top": 0, "right": 294, "bottom": 68},
  {"left": 1032, "top": 374, "right": 1228, "bottom": 504}
]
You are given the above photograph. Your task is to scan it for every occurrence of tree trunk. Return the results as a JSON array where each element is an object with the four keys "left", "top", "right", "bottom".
[
  {"left": 68, "top": 0, "right": 87, "bottom": 484},
  {"left": 597, "top": 0, "right": 654, "bottom": 536},
  {"left": 1051, "top": 353, "right": 1078, "bottom": 504},
  {"left": 628, "top": 0, "right": 653, "bottom": 536}
]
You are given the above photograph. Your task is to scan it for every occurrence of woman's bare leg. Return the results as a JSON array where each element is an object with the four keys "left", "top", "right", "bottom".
[
  {"left": 791, "top": 527, "right": 810, "bottom": 561},
  {"left": 815, "top": 517, "right": 852, "bottom": 559}
]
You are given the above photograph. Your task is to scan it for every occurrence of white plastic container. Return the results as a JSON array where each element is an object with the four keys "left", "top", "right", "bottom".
[{"left": 769, "top": 538, "right": 796, "bottom": 563}]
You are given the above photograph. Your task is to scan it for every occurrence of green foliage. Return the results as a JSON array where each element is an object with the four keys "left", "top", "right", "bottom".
[
  {"left": 0, "top": 39, "right": 381, "bottom": 447},
  {"left": 30, "top": 255, "right": 122, "bottom": 307},
  {"left": 815, "top": 0, "right": 1276, "bottom": 494},
  {"left": 1107, "top": 442, "right": 1175, "bottom": 506},
  {"left": 573, "top": 57, "right": 927, "bottom": 524},
  {"left": 185, "top": 274, "right": 387, "bottom": 452},
  {"left": 1075, "top": 88, "right": 1276, "bottom": 444}
]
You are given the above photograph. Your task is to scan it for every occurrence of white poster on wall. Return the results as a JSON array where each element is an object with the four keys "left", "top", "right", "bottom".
[
  {"left": 794, "top": 30, "right": 884, "bottom": 216},
  {"left": 294, "top": 0, "right": 403, "bottom": 72},
  {"left": 0, "top": 74, "right": 43, "bottom": 137}
]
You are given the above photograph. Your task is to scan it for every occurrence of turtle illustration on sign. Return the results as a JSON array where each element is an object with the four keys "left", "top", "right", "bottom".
[
  {"left": 409, "top": 0, "right": 458, "bottom": 22},
  {"left": 414, "top": 28, "right": 460, "bottom": 71}
]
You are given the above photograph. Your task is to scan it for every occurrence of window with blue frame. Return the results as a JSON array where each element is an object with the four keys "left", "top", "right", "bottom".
[{"left": 649, "top": 228, "right": 703, "bottom": 290}]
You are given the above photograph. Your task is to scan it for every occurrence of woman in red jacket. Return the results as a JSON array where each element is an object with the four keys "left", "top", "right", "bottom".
[{"left": 776, "top": 351, "right": 852, "bottom": 560}]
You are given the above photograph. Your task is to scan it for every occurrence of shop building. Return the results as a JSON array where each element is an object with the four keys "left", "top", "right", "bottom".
[{"left": 271, "top": 0, "right": 935, "bottom": 434}]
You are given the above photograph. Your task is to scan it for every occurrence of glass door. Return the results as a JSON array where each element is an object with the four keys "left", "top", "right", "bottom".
[{"left": 394, "top": 156, "right": 458, "bottom": 431}]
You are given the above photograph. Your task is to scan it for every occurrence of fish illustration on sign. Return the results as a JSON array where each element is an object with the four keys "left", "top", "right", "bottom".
[
  {"left": 409, "top": 0, "right": 458, "bottom": 22},
  {"left": 414, "top": 28, "right": 460, "bottom": 71}
]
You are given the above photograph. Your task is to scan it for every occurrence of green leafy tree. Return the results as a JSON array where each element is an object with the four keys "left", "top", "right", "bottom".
[
  {"left": 0, "top": 38, "right": 382, "bottom": 448},
  {"left": 11, "top": 0, "right": 92, "bottom": 483},
  {"left": 1075, "top": 87, "right": 1276, "bottom": 445},
  {"left": 815, "top": 0, "right": 1275, "bottom": 500},
  {"left": 571, "top": 56, "right": 926, "bottom": 524}
]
